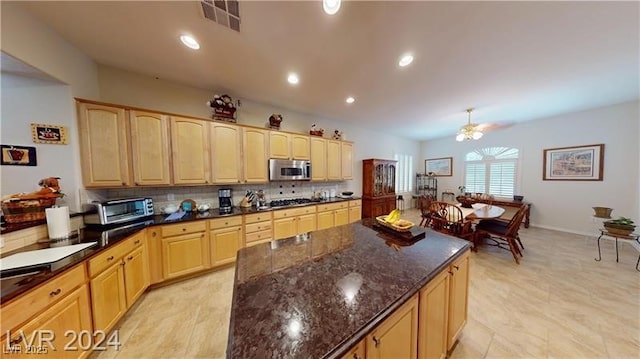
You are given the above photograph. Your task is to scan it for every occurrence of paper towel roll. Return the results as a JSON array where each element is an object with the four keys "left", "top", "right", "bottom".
[{"left": 46, "top": 206, "right": 70, "bottom": 239}]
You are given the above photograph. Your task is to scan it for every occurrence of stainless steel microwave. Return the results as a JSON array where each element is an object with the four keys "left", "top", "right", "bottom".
[
  {"left": 83, "top": 197, "right": 154, "bottom": 226},
  {"left": 269, "top": 159, "right": 311, "bottom": 181}
]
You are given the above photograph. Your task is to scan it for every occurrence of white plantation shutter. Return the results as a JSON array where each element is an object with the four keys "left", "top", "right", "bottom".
[
  {"left": 394, "top": 154, "right": 413, "bottom": 193},
  {"left": 464, "top": 147, "right": 519, "bottom": 198}
]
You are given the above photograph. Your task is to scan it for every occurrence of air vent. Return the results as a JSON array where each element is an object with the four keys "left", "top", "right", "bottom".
[{"left": 201, "top": 0, "right": 241, "bottom": 32}]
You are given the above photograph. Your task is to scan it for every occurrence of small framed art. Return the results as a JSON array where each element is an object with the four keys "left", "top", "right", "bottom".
[
  {"left": 1, "top": 145, "right": 37, "bottom": 166},
  {"left": 31, "top": 123, "right": 68, "bottom": 144}
]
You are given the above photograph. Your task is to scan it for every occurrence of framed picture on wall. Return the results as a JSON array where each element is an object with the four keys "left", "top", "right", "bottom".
[
  {"left": 1, "top": 145, "right": 37, "bottom": 166},
  {"left": 31, "top": 123, "right": 68, "bottom": 145},
  {"left": 425, "top": 157, "right": 453, "bottom": 176},
  {"left": 543, "top": 144, "right": 604, "bottom": 181}
]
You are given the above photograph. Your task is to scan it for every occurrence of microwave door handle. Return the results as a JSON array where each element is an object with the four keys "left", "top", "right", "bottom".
[{"left": 105, "top": 198, "right": 146, "bottom": 204}]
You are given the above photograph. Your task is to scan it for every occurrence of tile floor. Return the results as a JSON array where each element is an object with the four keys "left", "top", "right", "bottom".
[{"left": 93, "top": 209, "right": 640, "bottom": 358}]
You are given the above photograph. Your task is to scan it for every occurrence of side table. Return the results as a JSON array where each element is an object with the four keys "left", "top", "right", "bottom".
[{"left": 594, "top": 229, "right": 640, "bottom": 271}]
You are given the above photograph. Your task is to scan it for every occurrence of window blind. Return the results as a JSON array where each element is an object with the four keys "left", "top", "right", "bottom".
[{"left": 465, "top": 163, "right": 486, "bottom": 193}]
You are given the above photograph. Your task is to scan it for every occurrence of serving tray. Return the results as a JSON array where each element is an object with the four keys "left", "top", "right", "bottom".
[{"left": 375, "top": 215, "right": 415, "bottom": 232}]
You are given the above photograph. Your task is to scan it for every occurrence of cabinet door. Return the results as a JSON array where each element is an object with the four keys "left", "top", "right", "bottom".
[
  {"left": 170, "top": 117, "right": 210, "bottom": 184},
  {"left": 447, "top": 251, "right": 470, "bottom": 350},
  {"left": 211, "top": 123, "right": 243, "bottom": 184},
  {"left": 123, "top": 245, "right": 150, "bottom": 308},
  {"left": 210, "top": 226, "right": 243, "bottom": 267},
  {"left": 317, "top": 211, "right": 334, "bottom": 230},
  {"left": 77, "top": 102, "right": 130, "bottom": 187},
  {"left": 310, "top": 137, "right": 327, "bottom": 181},
  {"left": 291, "top": 134, "right": 310, "bottom": 160},
  {"left": 367, "top": 295, "right": 419, "bottom": 359},
  {"left": 4, "top": 285, "right": 92, "bottom": 359},
  {"left": 341, "top": 339, "right": 366, "bottom": 359},
  {"left": 161, "top": 232, "right": 209, "bottom": 279},
  {"left": 418, "top": 270, "right": 449, "bottom": 359},
  {"left": 129, "top": 110, "right": 171, "bottom": 185},
  {"left": 269, "top": 131, "right": 290, "bottom": 159},
  {"left": 297, "top": 213, "right": 317, "bottom": 234},
  {"left": 349, "top": 206, "right": 362, "bottom": 223},
  {"left": 335, "top": 208, "right": 349, "bottom": 227},
  {"left": 243, "top": 128, "right": 269, "bottom": 183},
  {"left": 90, "top": 263, "right": 127, "bottom": 332},
  {"left": 273, "top": 217, "right": 297, "bottom": 240},
  {"left": 341, "top": 142, "right": 353, "bottom": 180},
  {"left": 146, "top": 228, "right": 163, "bottom": 285},
  {"left": 327, "top": 140, "right": 342, "bottom": 180}
]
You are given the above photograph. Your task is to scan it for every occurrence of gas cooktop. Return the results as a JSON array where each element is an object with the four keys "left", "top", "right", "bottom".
[{"left": 269, "top": 198, "right": 319, "bottom": 208}]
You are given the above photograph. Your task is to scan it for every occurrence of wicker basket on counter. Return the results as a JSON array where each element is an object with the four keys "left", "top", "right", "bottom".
[{"left": 1, "top": 197, "right": 57, "bottom": 223}]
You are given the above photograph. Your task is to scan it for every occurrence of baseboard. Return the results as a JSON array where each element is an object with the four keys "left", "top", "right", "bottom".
[{"left": 526, "top": 224, "right": 597, "bottom": 239}]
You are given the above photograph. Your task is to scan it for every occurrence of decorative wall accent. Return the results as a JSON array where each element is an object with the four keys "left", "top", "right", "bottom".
[
  {"left": 31, "top": 123, "right": 68, "bottom": 144},
  {"left": 543, "top": 144, "right": 604, "bottom": 181},
  {"left": 1, "top": 145, "right": 37, "bottom": 166},
  {"left": 425, "top": 157, "right": 453, "bottom": 176}
]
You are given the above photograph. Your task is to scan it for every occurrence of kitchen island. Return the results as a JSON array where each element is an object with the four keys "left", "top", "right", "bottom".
[{"left": 227, "top": 219, "right": 471, "bottom": 358}]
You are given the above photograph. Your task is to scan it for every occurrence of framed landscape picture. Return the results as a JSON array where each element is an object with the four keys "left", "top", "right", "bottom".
[
  {"left": 425, "top": 157, "right": 453, "bottom": 176},
  {"left": 543, "top": 144, "right": 604, "bottom": 181}
]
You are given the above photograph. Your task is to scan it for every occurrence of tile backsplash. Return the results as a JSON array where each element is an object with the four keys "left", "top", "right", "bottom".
[{"left": 94, "top": 182, "right": 356, "bottom": 212}]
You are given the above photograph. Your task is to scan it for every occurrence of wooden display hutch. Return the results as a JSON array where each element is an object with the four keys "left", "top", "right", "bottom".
[{"left": 362, "top": 159, "right": 397, "bottom": 218}]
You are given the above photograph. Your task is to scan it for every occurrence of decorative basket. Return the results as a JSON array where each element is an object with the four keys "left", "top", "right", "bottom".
[
  {"left": 592, "top": 207, "right": 613, "bottom": 219},
  {"left": 456, "top": 196, "right": 474, "bottom": 208},
  {"left": 212, "top": 107, "right": 237, "bottom": 122},
  {"left": 309, "top": 130, "right": 324, "bottom": 137},
  {"left": 1, "top": 197, "right": 58, "bottom": 223},
  {"left": 603, "top": 223, "right": 635, "bottom": 236},
  {"left": 375, "top": 215, "right": 414, "bottom": 232}
]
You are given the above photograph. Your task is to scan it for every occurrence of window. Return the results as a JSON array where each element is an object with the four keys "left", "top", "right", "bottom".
[
  {"left": 394, "top": 153, "right": 413, "bottom": 193},
  {"left": 464, "top": 147, "right": 519, "bottom": 198}
]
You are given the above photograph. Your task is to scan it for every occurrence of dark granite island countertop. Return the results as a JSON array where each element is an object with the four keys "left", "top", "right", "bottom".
[{"left": 227, "top": 219, "right": 471, "bottom": 358}]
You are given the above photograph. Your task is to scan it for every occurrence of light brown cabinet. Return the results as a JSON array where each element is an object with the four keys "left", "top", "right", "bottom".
[
  {"left": 211, "top": 122, "right": 243, "bottom": 184},
  {"left": 245, "top": 212, "right": 273, "bottom": 247},
  {"left": 349, "top": 199, "right": 362, "bottom": 223},
  {"left": 90, "top": 259, "right": 127, "bottom": 332},
  {"left": 170, "top": 116, "right": 210, "bottom": 185},
  {"left": 327, "top": 140, "right": 342, "bottom": 180},
  {"left": 367, "top": 294, "right": 419, "bottom": 359},
  {"left": 341, "top": 339, "right": 366, "bottom": 359},
  {"left": 270, "top": 132, "right": 311, "bottom": 160},
  {"left": 317, "top": 202, "right": 350, "bottom": 230},
  {"left": 341, "top": 142, "right": 354, "bottom": 180},
  {"left": 273, "top": 207, "right": 317, "bottom": 240},
  {"left": 291, "top": 134, "right": 311, "bottom": 160},
  {"left": 129, "top": 110, "right": 171, "bottom": 185},
  {"left": 447, "top": 251, "right": 469, "bottom": 350},
  {"left": 243, "top": 128, "right": 269, "bottom": 183},
  {"left": 310, "top": 137, "right": 327, "bottom": 181},
  {"left": 418, "top": 270, "right": 449, "bottom": 359},
  {"left": 209, "top": 217, "right": 244, "bottom": 267},
  {"left": 77, "top": 102, "right": 131, "bottom": 187},
  {"left": 160, "top": 221, "right": 209, "bottom": 279}
]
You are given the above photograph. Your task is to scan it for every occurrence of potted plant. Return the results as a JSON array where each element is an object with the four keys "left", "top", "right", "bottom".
[{"left": 603, "top": 217, "right": 636, "bottom": 236}]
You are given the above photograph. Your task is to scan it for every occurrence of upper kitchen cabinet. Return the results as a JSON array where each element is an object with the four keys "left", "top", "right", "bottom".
[
  {"left": 243, "top": 128, "right": 269, "bottom": 183},
  {"left": 211, "top": 122, "right": 243, "bottom": 184},
  {"left": 327, "top": 140, "right": 342, "bottom": 180},
  {"left": 170, "top": 117, "right": 211, "bottom": 185},
  {"left": 269, "top": 132, "right": 310, "bottom": 160},
  {"left": 129, "top": 110, "right": 171, "bottom": 186},
  {"left": 310, "top": 137, "right": 327, "bottom": 181},
  {"left": 77, "top": 102, "right": 132, "bottom": 187},
  {"left": 341, "top": 142, "right": 354, "bottom": 180}
]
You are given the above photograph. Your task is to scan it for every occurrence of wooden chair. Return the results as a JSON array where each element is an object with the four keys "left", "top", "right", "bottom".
[
  {"left": 417, "top": 194, "right": 435, "bottom": 227},
  {"left": 474, "top": 204, "right": 528, "bottom": 264},
  {"left": 427, "top": 201, "right": 475, "bottom": 246}
]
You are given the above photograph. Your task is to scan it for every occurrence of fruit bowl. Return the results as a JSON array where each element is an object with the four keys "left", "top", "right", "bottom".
[{"left": 375, "top": 215, "right": 415, "bottom": 232}]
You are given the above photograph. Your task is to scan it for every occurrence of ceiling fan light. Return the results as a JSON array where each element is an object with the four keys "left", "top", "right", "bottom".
[
  {"left": 456, "top": 133, "right": 465, "bottom": 142},
  {"left": 472, "top": 131, "right": 483, "bottom": 140}
]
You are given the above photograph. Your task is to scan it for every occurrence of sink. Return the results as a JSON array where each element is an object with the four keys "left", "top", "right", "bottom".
[{"left": 0, "top": 242, "right": 97, "bottom": 274}]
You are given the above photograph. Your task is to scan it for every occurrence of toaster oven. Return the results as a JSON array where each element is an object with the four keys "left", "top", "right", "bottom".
[{"left": 83, "top": 198, "right": 154, "bottom": 226}]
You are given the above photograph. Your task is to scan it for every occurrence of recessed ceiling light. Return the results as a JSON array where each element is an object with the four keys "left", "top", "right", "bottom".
[
  {"left": 180, "top": 35, "right": 200, "bottom": 50},
  {"left": 323, "top": 0, "right": 341, "bottom": 15},
  {"left": 346, "top": 97, "right": 355, "bottom": 104},
  {"left": 287, "top": 73, "right": 299, "bottom": 85},
  {"left": 398, "top": 54, "right": 413, "bottom": 67}
]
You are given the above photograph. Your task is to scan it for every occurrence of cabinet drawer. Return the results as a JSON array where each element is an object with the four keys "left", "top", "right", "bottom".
[
  {"left": 317, "top": 202, "right": 347, "bottom": 212},
  {"left": 349, "top": 199, "right": 362, "bottom": 207},
  {"left": 161, "top": 221, "right": 207, "bottom": 237},
  {"left": 209, "top": 216, "right": 242, "bottom": 229},
  {"left": 88, "top": 239, "right": 131, "bottom": 277},
  {"left": 273, "top": 206, "right": 316, "bottom": 219},
  {"left": 244, "top": 212, "right": 273, "bottom": 224},
  {"left": 1, "top": 264, "right": 86, "bottom": 333},
  {"left": 246, "top": 229, "right": 272, "bottom": 244},
  {"left": 245, "top": 221, "right": 272, "bottom": 234}
]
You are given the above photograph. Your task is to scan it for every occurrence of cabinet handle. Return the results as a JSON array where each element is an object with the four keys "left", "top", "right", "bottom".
[
  {"left": 135, "top": 182, "right": 139, "bottom": 185},
  {"left": 448, "top": 270, "right": 454, "bottom": 275},
  {"left": 182, "top": 228, "right": 187, "bottom": 231},
  {"left": 127, "top": 255, "right": 134, "bottom": 260},
  {"left": 134, "top": 240, "right": 141, "bottom": 244},
  {"left": 372, "top": 336, "right": 381, "bottom": 348},
  {"left": 224, "top": 222, "right": 228, "bottom": 225},
  {"left": 453, "top": 265, "right": 459, "bottom": 271},
  {"left": 122, "top": 182, "right": 126, "bottom": 186},
  {"left": 353, "top": 354, "right": 361, "bottom": 359},
  {"left": 49, "top": 288, "right": 61, "bottom": 296},
  {"left": 152, "top": 232, "right": 157, "bottom": 237},
  {"left": 107, "top": 256, "right": 115, "bottom": 261},
  {"left": 238, "top": 228, "right": 241, "bottom": 231}
]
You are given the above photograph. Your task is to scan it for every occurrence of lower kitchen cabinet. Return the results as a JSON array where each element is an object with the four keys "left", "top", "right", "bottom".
[
  {"left": 349, "top": 199, "right": 362, "bottom": 223},
  {"left": 209, "top": 217, "right": 243, "bottom": 267},
  {"left": 2, "top": 285, "right": 93, "bottom": 359},
  {"left": 367, "top": 294, "right": 419, "bottom": 359},
  {"left": 273, "top": 207, "right": 317, "bottom": 240},
  {"left": 317, "top": 202, "right": 349, "bottom": 230},
  {"left": 341, "top": 339, "right": 366, "bottom": 359},
  {"left": 123, "top": 243, "right": 150, "bottom": 306},
  {"left": 90, "top": 262, "right": 127, "bottom": 332},
  {"left": 447, "top": 250, "right": 469, "bottom": 350},
  {"left": 418, "top": 270, "right": 449, "bottom": 359},
  {"left": 244, "top": 212, "right": 273, "bottom": 247},
  {"left": 160, "top": 221, "right": 209, "bottom": 279}
]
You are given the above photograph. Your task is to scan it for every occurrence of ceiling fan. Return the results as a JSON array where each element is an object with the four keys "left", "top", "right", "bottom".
[{"left": 455, "top": 108, "right": 507, "bottom": 141}]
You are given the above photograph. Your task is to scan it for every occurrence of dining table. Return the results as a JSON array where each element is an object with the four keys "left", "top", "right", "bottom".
[{"left": 459, "top": 203, "right": 506, "bottom": 221}]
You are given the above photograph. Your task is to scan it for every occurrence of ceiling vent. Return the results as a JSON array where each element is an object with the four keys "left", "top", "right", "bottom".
[{"left": 201, "top": 0, "right": 241, "bottom": 32}]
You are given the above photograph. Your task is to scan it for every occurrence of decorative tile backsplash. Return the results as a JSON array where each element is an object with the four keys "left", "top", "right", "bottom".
[{"left": 95, "top": 182, "right": 355, "bottom": 212}]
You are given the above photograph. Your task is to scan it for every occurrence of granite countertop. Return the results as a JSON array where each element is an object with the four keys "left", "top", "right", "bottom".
[
  {"left": 0, "top": 197, "right": 361, "bottom": 302},
  {"left": 227, "top": 218, "right": 471, "bottom": 359}
]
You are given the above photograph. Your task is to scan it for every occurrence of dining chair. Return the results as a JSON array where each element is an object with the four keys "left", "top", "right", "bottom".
[
  {"left": 474, "top": 204, "right": 528, "bottom": 263},
  {"left": 427, "top": 201, "right": 475, "bottom": 246},
  {"left": 418, "top": 194, "right": 435, "bottom": 227}
]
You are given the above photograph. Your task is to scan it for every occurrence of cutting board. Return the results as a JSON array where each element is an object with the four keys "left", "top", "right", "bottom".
[{"left": 0, "top": 242, "right": 97, "bottom": 271}]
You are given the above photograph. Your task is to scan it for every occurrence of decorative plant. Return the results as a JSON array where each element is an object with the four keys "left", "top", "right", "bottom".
[
  {"left": 458, "top": 185, "right": 466, "bottom": 194},
  {"left": 606, "top": 217, "right": 635, "bottom": 227}
]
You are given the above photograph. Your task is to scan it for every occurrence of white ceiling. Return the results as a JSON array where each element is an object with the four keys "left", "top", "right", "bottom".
[{"left": 16, "top": 1, "right": 640, "bottom": 141}]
